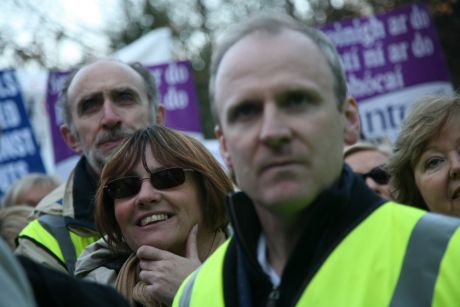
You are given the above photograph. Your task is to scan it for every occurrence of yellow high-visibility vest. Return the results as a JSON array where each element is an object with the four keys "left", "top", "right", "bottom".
[
  {"left": 174, "top": 202, "right": 460, "bottom": 307},
  {"left": 18, "top": 215, "right": 99, "bottom": 274}
]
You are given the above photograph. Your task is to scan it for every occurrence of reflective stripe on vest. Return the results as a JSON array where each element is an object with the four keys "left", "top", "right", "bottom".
[
  {"left": 389, "top": 213, "right": 460, "bottom": 307},
  {"left": 178, "top": 270, "right": 200, "bottom": 307},
  {"left": 174, "top": 202, "right": 460, "bottom": 306},
  {"left": 18, "top": 215, "right": 99, "bottom": 274},
  {"left": 19, "top": 219, "right": 64, "bottom": 263}
]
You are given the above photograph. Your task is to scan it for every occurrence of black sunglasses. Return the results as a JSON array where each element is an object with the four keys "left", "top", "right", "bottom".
[
  {"left": 104, "top": 167, "right": 194, "bottom": 199},
  {"left": 359, "top": 165, "right": 390, "bottom": 185}
]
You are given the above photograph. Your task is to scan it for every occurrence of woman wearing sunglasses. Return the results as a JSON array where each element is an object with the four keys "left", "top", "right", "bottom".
[
  {"left": 344, "top": 142, "right": 392, "bottom": 199},
  {"left": 75, "top": 125, "right": 233, "bottom": 306},
  {"left": 387, "top": 95, "right": 460, "bottom": 216}
]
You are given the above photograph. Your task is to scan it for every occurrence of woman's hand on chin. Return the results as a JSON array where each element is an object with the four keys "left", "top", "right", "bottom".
[{"left": 136, "top": 225, "right": 201, "bottom": 305}]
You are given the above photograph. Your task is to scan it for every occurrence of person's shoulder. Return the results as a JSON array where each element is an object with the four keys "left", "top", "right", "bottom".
[
  {"left": 0, "top": 240, "right": 36, "bottom": 307},
  {"left": 34, "top": 167, "right": 78, "bottom": 217},
  {"left": 15, "top": 228, "right": 70, "bottom": 274},
  {"left": 18, "top": 256, "right": 128, "bottom": 307},
  {"left": 33, "top": 183, "right": 67, "bottom": 217},
  {"left": 372, "top": 201, "right": 425, "bottom": 220},
  {"left": 378, "top": 201, "right": 423, "bottom": 214},
  {"left": 379, "top": 201, "right": 460, "bottom": 227},
  {"left": 75, "top": 238, "right": 119, "bottom": 285}
]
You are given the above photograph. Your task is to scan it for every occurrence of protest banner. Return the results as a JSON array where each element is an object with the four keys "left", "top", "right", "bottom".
[
  {"left": 0, "top": 69, "right": 46, "bottom": 200},
  {"left": 321, "top": 3, "right": 453, "bottom": 142}
]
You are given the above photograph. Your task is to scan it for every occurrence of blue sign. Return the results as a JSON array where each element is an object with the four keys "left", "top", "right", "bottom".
[{"left": 0, "top": 69, "right": 46, "bottom": 200}]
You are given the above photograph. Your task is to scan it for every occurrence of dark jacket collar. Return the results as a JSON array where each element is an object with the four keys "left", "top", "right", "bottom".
[{"left": 65, "top": 157, "right": 99, "bottom": 230}]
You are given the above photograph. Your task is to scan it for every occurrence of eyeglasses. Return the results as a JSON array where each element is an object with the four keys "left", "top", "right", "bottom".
[
  {"left": 359, "top": 165, "right": 390, "bottom": 185},
  {"left": 104, "top": 167, "right": 194, "bottom": 199}
]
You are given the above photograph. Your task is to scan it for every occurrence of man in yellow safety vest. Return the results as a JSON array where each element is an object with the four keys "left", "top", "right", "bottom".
[{"left": 173, "top": 13, "right": 460, "bottom": 307}]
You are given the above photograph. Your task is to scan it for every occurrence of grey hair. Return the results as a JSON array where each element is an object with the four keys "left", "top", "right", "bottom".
[
  {"left": 209, "top": 13, "right": 348, "bottom": 123},
  {"left": 57, "top": 60, "right": 159, "bottom": 132}
]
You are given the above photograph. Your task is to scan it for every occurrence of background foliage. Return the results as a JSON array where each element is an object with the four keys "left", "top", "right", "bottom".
[{"left": 2, "top": 0, "right": 459, "bottom": 138}]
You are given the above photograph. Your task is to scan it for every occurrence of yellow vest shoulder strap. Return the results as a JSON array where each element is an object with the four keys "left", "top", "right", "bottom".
[
  {"left": 37, "top": 215, "right": 77, "bottom": 274},
  {"left": 19, "top": 215, "right": 76, "bottom": 274},
  {"left": 19, "top": 218, "right": 64, "bottom": 264},
  {"left": 174, "top": 239, "right": 230, "bottom": 307}
]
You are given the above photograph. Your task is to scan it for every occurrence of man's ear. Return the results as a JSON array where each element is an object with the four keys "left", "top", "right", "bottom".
[
  {"left": 60, "top": 125, "right": 82, "bottom": 154},
  {"left": 214, "top": 125, "right": 233, "bottom": 169},
  {"left": 343, "top": 97, "right": 361, "bottom": 146},
  {"left": 155, "top": 105, "right": 166, "bottom": 125}
]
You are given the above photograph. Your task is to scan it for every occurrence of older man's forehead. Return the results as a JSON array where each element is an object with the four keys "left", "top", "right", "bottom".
[{"left": 67, "top": 62, "right": 146, "bottom": 104}]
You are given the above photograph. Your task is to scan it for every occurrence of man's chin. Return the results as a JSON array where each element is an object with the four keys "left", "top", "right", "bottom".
[{"left": 255, "top": 190, "right": 316, "bottom": 214}]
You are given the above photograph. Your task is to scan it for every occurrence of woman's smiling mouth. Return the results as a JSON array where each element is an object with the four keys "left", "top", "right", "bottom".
[{"left": 138, "top": 213, "right": 171, "bottom": 226}]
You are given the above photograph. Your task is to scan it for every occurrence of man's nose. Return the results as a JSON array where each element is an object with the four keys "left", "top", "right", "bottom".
[
  {"left": 101, "top": 101, "right": 121, "bottom": 129},
  {"left": 449, "top": 152, "right": 460, "bottom": 179},
  {"left": 259, "top": 105, "right": 291, "bottom": 148}
]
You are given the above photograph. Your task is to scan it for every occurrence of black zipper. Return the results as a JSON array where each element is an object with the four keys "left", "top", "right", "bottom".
[{"left": 266, "top": 287, "right": 280, "bottom": 307}]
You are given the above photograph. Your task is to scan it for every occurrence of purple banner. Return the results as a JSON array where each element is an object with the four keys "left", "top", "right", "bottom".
[
  {"left": 46, "top": 70, "right": 73, "bottom": 164},
  {"left": 320, "top": 3, "right": 453, "bottom": 141},
  {"left": 147, "top": 60, "right": 201, "bottom": 133},
  {"left": 46, "top": 60, "right": 201, "bottom": 169},
  {"left": 0, "top": 69, "right": 46, "bottom": 199}
]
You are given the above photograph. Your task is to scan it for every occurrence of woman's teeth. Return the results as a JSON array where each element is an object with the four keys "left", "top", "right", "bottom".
[{"left": 140, "top": 213, "right": 169, "bottom": 226}]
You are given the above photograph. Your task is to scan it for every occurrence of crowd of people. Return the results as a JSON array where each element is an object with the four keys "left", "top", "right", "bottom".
[{"left": 1, "top": 12, "right": 459, "bottom": 307}]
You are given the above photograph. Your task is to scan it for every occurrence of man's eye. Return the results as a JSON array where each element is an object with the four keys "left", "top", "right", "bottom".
[
  {"left": 79, "top": 98, "right": 101, "bottom": 115},
  {"left": 120, "top": 93, "right": 134, "bottom": 101},
  {"left": 284, "top": 92, "right": 315, "bottom": 109},
  {"left": 113, "top": 90, "right": 136, "bottom": 104},
  {"left": 424, "top": 157, "right": 444, "bottom": 170},
  {"left": 229, "top": 103, "right": 260, "bottom": 123}
]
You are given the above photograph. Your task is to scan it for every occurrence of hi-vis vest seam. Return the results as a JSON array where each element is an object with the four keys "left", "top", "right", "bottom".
[
  {"left": 18, "top": 215, "right": 85, "bottom": 274},
  {"left": 389, "top": 213, "right": 460, "bottom": 307},
  {"left": 38, "top": 215, "right": 77, "bottom": 274},
  {"left": 17, "top": 232, "right": 68, "bottom": 270},
  {"left": 175, "top": 239, "right": 230, "bottom": 307},
  {"left": 179, "top": 270, "right": 200, "bottom": 307}
]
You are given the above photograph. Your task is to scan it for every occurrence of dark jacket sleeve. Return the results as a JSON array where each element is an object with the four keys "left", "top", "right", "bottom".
[{"left": 18, "top": 256, "right": 129, "bottom": 307}]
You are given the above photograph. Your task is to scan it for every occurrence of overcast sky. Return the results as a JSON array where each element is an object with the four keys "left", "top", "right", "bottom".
[{"left": 0, "top": 0, "right": 130, "bottom": 68}]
